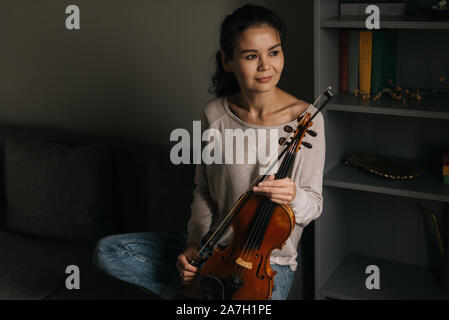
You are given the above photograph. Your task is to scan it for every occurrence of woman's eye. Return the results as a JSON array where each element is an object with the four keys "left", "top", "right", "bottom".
[
  {"left": 270, "top": 50, "right": 279, "bottom": 56},
  {"left": 246, "top": 54, "right": 257, "bottom": 60}
]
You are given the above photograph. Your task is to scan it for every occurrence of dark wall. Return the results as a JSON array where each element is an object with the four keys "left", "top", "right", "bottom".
[{"left": 0, "top": 0, "right": 314, "bottom": 143}]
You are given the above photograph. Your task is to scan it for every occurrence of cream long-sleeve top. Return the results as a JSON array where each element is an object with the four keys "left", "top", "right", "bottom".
[{"left": 187, "top": 96, "right": 326, "bottom": 271}]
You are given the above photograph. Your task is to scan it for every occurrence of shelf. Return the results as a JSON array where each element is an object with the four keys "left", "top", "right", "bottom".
[
  {"left": 321, "top": 255, "right": 449, "bottom": 300},
  {"left": 324, "top": 158, "right": 449, "bottom": 203},
  {"left": 321, "top": 16, "right": 449, "bottom": 29},
  {"left": 321, "top": 254, "right": 449, "bottom": 300},
  {"left": 327, "top": 93, "right": 449, "bottom": 120}
]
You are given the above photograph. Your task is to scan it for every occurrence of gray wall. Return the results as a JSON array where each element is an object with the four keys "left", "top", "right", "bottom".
[{"left": 0, "top": 0, "right": 313, "bottom": 144}]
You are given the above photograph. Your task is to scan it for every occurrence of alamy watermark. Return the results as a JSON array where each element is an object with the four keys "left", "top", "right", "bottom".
[
  {"left": 365, "top": 264, "right": 380, "bottom": 290},
  {"left": 65, "top": 265, "right": 80, "bottom": 290},
  {"left": 65, "top": 5, "right": 80, "bottom": 30},
  {"left": 170, "top": 121, "right": 281, "bottom": 174},
  {"left": 365, "top": 5, "right": 380, "bottom": 30}
]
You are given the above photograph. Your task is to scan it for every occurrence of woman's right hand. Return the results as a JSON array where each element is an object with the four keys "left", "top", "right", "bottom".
[{"left": 176, "top": 241, "right": 200, "bottom": 285}]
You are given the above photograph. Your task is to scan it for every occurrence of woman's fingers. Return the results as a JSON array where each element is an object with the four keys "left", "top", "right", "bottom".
[
  {"left": 255, "top": 192, "right": 293, "bottom": 204},
  {"left": 253, "top": 176, "right": 297, "bottom": 204},
  {"left": 176, "top": 254, "right": 198, "bottom": 284},
  {"left": 253, "top": 185, "right": 294, "bottom": 195},
  {"left": 176, "top": 252, "right": 200, "bottom": 284},
  {"left": 258, "top": 176, "right": 291, "bottom": 187},
  {"left": 177, "top": 254, "right": 199, "bottom": 273}
]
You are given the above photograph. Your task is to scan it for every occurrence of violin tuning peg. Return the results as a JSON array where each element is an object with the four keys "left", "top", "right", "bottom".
[
  {"left": 301, "top": 141, "right": 313, "bottom": 149},
  {"left": 278, "top": 137, "right": 286, "bottom": 145},
  {"left": 306, "top": 129, "right": 317, "bottom": 137},
  {"left": 284, "top": 125, "right": 293, "bottom": 133}
]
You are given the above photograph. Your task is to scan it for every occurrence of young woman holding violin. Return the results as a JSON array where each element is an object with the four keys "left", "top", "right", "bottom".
[{"left": 93, "top": 4, "right": 325, "bottom": 300}]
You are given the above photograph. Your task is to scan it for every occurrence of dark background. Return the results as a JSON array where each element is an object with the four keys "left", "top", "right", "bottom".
[{"left": 0, "top": 0, "right": 314, "bottom": 143}]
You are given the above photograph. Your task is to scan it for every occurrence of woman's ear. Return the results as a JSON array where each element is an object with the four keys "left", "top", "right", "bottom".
[{"left": 220, "top": 50, "right": 232, "bottom": 73}]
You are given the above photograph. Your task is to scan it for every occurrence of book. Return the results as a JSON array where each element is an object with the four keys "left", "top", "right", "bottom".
[
  {"left": 444, "top": 175, "right": 449, "bottom": 185},
  {"left": 340, "top": 1, "right": 405, "bottom": 16},
  {"left": 371, "top": 30, "right": 398, "bottom": 95},
  {"left": 443, "top": 165, "right": 449, "bottom": 176},
  {"left": 348, "top": 31, "right": 359, "bottom": 93},
  {"left": 359, "top": 31, "right": 373, "bottom": 95},
  {"left": 340, "top": 30, "right": 349, "bottom": 94}
]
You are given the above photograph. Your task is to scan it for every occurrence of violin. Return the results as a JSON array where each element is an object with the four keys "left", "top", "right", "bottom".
[{"left": 161, "top": 87, "right": 333, "bottom": 300}]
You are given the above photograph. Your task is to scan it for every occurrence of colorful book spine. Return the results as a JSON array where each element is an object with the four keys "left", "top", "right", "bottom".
[
  {"left": 359, "top": 31, "right": 373, "bottom": 95},
  {"left": 348, "top": 30, "right": 359, "bottom": 94},
  {"left": 443, "top": 151, "right": 449, "bottom": 185},
  {"left": 444, "top": 165, "right": 449, "bottom": 176},
  {"left": 340, "top": 30, "right": 349, "bottom": 94},
  {"left": 371, "top": 30, "right": 398, "bottom": 95}
]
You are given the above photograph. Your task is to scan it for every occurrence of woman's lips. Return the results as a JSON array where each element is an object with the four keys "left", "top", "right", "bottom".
[{"left": 256, "top": 76, "right": 272, "bottom": 83}]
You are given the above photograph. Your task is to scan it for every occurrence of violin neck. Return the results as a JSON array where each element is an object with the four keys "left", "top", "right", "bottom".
[{"left": 275, "top": 140, "right": 298, "bottom": 180}]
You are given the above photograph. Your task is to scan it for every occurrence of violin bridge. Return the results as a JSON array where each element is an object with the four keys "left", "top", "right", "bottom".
[{"left": 235, "top": 257, "right": 252, "bottom": 270}]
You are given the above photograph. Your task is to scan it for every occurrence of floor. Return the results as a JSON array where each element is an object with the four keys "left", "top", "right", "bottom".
[{"left": 44, "top": 266, "right": 159, "bottom": 300}]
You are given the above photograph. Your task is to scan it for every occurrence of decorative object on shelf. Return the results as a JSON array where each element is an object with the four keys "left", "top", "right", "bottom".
[
  {"left": 418, "top": 0, "right": 449, "bottom": 18},
  {"left": 422, "top": 207, "right": 449, "bottom": 296},
  {"left": 353, "top": 80, "right": 423, "bottom": 103},
  {"left": 373, "top": 80, "right": 423, "bottom": 103},
  {"left": 353, "top": 76, "right": 449, "bottom": 103},
  {"left": 344, "top": 152, "right": 421, "bottom": 180}
]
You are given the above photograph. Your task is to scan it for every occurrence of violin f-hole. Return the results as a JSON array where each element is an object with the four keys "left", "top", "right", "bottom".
[{"left": 255, "top": 254, "right": 265, "bottom": 280}]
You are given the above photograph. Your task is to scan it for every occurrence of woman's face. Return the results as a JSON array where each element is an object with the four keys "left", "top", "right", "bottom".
[{"left": 222, "top": 24, "right": 284, "bottom": 95}]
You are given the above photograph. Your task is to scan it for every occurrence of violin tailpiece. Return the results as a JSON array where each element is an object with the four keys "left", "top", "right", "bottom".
[{"left": 235, "top": 257, "right": 253, "bottom": 270}]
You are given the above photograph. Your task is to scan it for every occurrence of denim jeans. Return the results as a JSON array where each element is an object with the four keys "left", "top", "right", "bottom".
[{"left": 93, "top": 232, "right": 295, "bottom": 300}]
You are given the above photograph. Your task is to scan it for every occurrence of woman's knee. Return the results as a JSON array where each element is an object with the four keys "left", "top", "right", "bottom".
[{"left": 92, "top": 234, "right": 128, "bottom": 268}]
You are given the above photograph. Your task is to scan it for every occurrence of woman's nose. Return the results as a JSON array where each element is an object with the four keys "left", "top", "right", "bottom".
[{"left": 257, "top": 58, "right": 269, "bottom": 72}]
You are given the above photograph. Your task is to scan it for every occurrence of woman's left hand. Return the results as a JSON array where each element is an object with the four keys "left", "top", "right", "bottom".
[{"left": 252, "top": 174, "right": 296, "bottom": 205}]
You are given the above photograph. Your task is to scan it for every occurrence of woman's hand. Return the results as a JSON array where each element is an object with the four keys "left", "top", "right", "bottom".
[
  {"left": 252, "top": 174, "right": 297, "bottom": 205},
  {"left": 176, "top": 241, "right": 200, "bottom": 285}
]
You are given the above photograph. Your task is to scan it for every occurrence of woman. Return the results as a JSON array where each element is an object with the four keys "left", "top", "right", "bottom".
[{"left": 93, "top": 4, "right": 325, "bottom": 300}]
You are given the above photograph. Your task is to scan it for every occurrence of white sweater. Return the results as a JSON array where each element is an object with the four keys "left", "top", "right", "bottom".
[{"left": 187, "top": 97, "right": 326, "bottom": 271}]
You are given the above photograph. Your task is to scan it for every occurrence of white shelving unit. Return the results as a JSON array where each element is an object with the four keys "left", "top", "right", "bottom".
[{"left": 314, "top": 0, "right": 449, "bottom": 300}]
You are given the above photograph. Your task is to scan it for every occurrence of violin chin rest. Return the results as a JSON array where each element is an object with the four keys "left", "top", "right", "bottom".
[{"left": 201, "top": 274, "right": 225, "bottom": 300}]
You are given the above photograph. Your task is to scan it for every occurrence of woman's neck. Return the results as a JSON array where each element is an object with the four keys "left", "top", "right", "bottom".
[{"left": 233, "top": 88, "right": 281, "bottom": 116}]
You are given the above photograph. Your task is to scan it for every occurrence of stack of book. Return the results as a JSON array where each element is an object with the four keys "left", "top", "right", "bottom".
[
  {"left": 339, "top": 29, "right": 398, "bottom": 96},
  {"left": 444, "top": 151, "right": 449, "bottom": 185}
]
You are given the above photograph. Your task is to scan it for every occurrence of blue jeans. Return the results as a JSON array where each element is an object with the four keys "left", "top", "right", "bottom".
[{"left": 92, "top": 232, "right": 295, "bottom": 300}]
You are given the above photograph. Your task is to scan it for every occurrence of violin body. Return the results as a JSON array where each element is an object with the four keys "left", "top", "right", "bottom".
[{"left": 200, "top": 192, "right": 295, "bottom": 300}]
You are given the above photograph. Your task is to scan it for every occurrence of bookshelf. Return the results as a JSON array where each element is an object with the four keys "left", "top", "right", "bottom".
[
  {"left": 321, "top": 15, "right": 449, "bottom": 29},
  {"left": 314, "top": 0, "right": 449, "bottom": 300},
  {"left": 327, "top": 93, "right": 449, "bottom": 120}
]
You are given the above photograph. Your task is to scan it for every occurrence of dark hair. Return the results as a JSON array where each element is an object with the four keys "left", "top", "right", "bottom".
[{"left": 209, "top": 4, "right": 287, "bottom": 97}]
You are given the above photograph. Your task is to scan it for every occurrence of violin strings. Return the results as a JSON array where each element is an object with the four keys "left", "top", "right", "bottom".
[
  {"left": 244, "top": 138, "right": 298, "bottom": 259},
  {"left": 232, "top": 138, "right": 298, "bottom": 281},
  {"left": 232, "top": 145, "right": 295, "bottom": 282},
  {"left": 246, "top": 144, "right": 295, "bottom": 251},
  {"left": 246, "top": 140, "right": 297, "bottom": 252}
]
